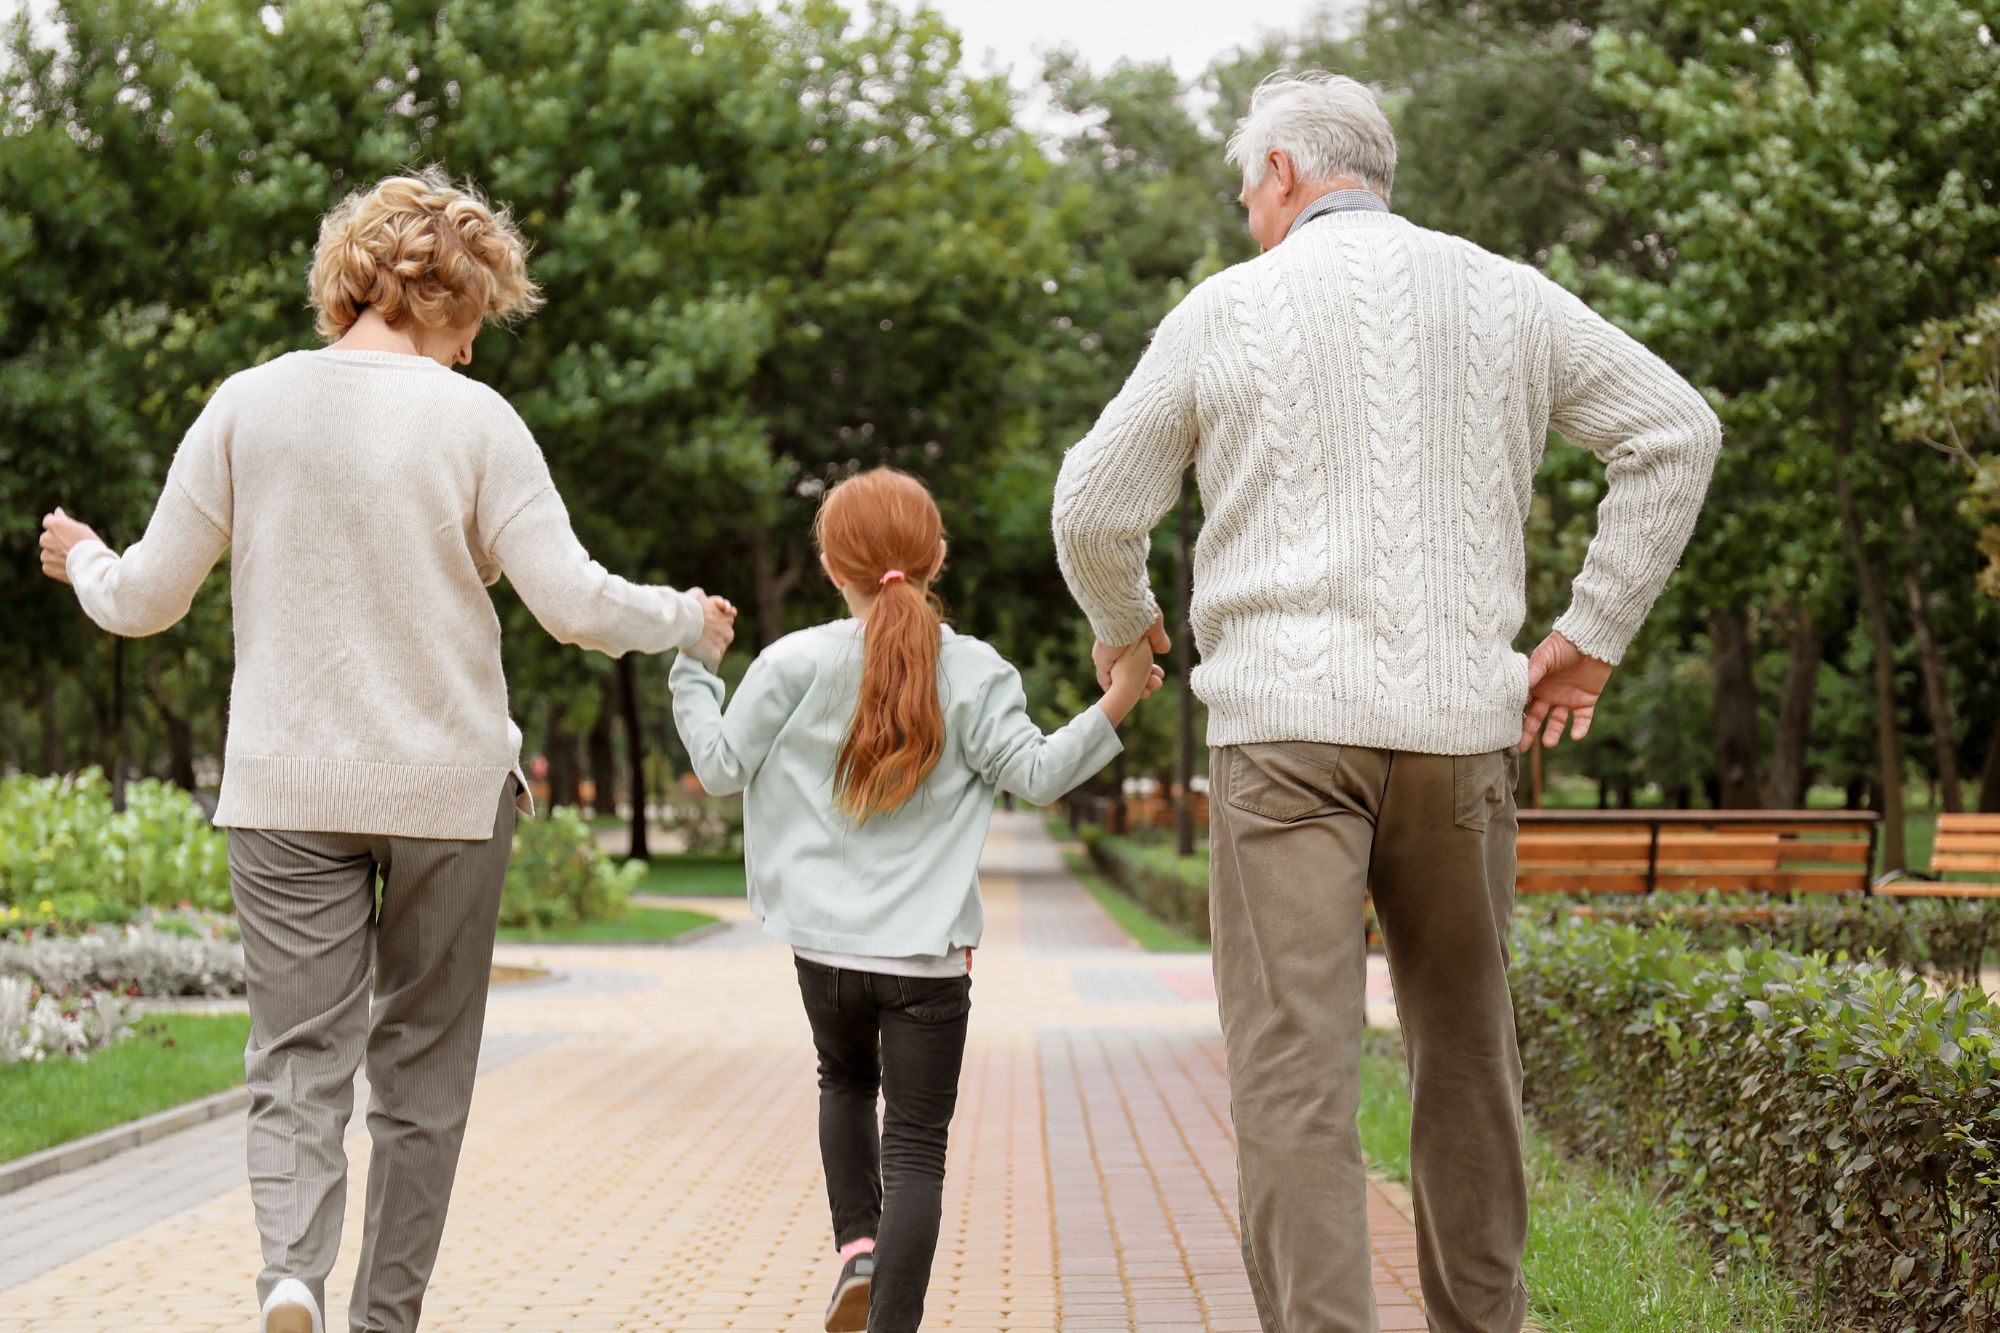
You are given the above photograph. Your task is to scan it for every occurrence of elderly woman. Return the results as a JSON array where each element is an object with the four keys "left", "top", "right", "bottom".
[{"left": 38, "top": 168, "right": 734, "bottom": 1333}]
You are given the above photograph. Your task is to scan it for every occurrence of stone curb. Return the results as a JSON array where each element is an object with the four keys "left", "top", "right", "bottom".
[
  {"left": 0, "top": 1084, "right": 250, "bottom": 1199},
  {"left": 493, "top": 917, "right": 733, "bottom": 952}
]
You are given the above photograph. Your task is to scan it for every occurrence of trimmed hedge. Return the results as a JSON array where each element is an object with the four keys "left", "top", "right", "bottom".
[
  {"left": 1079, "top": 827, "right": 1211, "bottom": 942},
  {"left": 1513, "top": 917, "right": 2000, "bottom": 1330},
  {"left": 1527, "top": 891, "right": 1999, "bottom": 990}
]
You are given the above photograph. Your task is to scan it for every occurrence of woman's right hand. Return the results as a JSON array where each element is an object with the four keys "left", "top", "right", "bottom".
[{"left": 685, "top": 590, "right": 737, "bottom": 670}]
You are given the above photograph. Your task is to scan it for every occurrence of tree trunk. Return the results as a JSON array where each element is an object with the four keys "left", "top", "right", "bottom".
[
  {"left": 1832, "top": 449, "right": 1907, "bottom": 872},
  {"left": 749, "top": 526, "right": 804, "bottom": 649},
  {"left": 1765, "top": 607, "right": 1825, "bottom": 808},
  {"left": 1174, "top": 479, "right": 1197, "bottom": 858},
  {"left": 546, "top": 704, "right": 581, "bottom": 809},
  {"left": 40, "top": 672, "right": 61, "bottom": 774},
  {"left": 1709, "top": 607, "right": 1765, "bottom": 807},
  {"left": 107, "top": 637, "right": 129, "bottom": 811},
  {"left": 588, "top": 698, "right": 619, "bottom": 818},
  {"left": 1900, "top": 559, "right": 1962, "bottom": 812},
  {"left": 146, "top": 682, "right": 198, "bottom": 793},
  {"left": 1979, "top": 718, "right": 2000, "bottom": 813},
  {"left": 618, "top": 653, "right": 650, "bottom": 862}
]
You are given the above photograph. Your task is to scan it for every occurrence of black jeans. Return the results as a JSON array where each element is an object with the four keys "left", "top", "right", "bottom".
[{"left": 795, "top": 956, "right": 972, "bottom": 1333}]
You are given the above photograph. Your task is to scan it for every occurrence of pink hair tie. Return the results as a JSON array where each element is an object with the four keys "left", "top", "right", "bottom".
[{"left": 878, "top": 569, "right": 907, "bottom": 587}]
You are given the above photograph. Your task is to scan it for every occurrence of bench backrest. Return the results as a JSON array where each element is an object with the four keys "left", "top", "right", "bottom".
[
  {"left": 1932, "top": 813, "right": 2000, "bottom": 876},
  {"left": 1516, "top": 810, "right": 1878, "bottom": 895}
]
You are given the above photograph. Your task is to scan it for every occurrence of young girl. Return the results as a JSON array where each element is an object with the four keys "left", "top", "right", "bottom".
[{"left": 668, "top": 468, "right": 1161, "bottom": 1333}]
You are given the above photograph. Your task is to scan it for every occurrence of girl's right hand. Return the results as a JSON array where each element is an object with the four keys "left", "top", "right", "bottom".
[
  {"left": 686, "top": 590, "right": 737, "bottom": 670},
  {"left": 1098, "top": 643, "right": 1165, "bottom": 726}
]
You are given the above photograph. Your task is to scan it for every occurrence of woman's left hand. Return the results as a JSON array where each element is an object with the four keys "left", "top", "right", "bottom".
[{"left": 38, "top": 508, "right": 102, "bottom": 585}]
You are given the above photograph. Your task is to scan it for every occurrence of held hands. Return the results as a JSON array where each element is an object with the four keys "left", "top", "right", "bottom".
[
  {"left": 1093, "top": 612, "right": 1172, "bottom": 691},
  {"left": 1520, "top": 631, "right": 1613, "bottom": 752},
  {"left": 1097, "top": 637, "right": 1167, "bottom": 728},
  {"left": 37, "top": 509, "right": 102, "bottom": 585},
  {"left": 685, "top": 589, "right": 738, "bottom": 671}
]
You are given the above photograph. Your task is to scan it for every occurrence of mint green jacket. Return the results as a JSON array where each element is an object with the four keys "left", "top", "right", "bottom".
[{"left": 668, "top": 620, "right": 1122, "bottom": 956}]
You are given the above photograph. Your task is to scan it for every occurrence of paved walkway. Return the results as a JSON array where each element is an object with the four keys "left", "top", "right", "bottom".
[{"left": 1, "top": 815, "right": 1428, "bottom": 1331}]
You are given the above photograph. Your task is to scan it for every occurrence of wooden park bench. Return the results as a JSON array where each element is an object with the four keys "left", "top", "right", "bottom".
[
  {"left": 1516, "top": 809, "right": 1879, "bottom": 896},
  {"left": 1875, "top": 812, "right": 2000, "bottom": 899}
]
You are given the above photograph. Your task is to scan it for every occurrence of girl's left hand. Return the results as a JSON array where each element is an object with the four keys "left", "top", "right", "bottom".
[{"left": 39, "top": 509, "right": 101, "bottom": 585}]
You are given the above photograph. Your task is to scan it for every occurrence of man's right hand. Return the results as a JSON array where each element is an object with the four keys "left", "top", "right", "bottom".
[
  {"left": 1520, "top": 631, "right": 1613, "bottom": 752},
  {"left": 1093, "top": 612, "right": 1172, "bottom": 690},
  {"left": 685, "top": 589, "right": 737, "bottom": 670}
]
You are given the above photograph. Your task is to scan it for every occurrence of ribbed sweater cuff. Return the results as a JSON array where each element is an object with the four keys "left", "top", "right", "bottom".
[
  {"left": 1087, "top": 598, "right": 1163, "bottom": 651},
  {"left": 1552, "top": 596, "right": 1641, "bottom": 667}
]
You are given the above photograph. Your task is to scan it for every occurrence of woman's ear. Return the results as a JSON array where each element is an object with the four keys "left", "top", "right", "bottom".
[
  {"left": 934, "top": 538, "right": 948, "bottom": 575},
  {"left": 820, "top": 552, "right": 839, "bottom": 590}
]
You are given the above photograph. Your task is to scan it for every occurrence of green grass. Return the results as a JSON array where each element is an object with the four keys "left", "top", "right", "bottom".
[
  {"left": 1355, "top": 1035, "right": 1821, "bottom": 1332},
  {"left": 0, "top": 1013, "right": 252, "bottom": 1162},
  {"left": 497, "top": 903, "right": 717, "bottom": 944},
  {"left": 1059, "top": 849, "right": 1207, "bottom": 953},
  {"left": 636, "top": 853, "right": 747, "bottom": 898}
]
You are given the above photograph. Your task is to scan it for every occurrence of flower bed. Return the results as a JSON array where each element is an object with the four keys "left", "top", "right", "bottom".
[
  {"left": 1, "top": 910, "right": 244, "bottom": 998},
  {"left": 0, "top": 976, "right": 135, "bottom": 1062},
  {"left": 1512, "top": 917, "right": 2000, "bottom": 1329}
]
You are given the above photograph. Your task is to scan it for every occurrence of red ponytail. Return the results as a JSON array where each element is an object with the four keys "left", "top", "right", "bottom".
[{"left": 815, "top": 469, "right": 948, "bottom": 823}]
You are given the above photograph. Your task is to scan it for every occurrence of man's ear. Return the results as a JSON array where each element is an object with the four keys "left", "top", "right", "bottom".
[{"left": 1267, "top": 148, "right": 1297, "bottom": 203}]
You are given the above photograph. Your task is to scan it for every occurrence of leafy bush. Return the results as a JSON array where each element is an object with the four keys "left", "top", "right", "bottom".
[
  {"left": 0, "top": 975, "right": 136, "bottom": 1062},
  {"left": 500, "top": 806, "right": 641, "bottom": 929},
  {"left": 0, "top": 771, "right": 229, "bottom": 925},
  {"left": 658, "top": 796, "right": 745, "bottom": 855},
  {"left": 1527, "top": 891, "right": 1999, "bottom": 989},
  {"left": 0, "top": 911, "right": 245, "bottom": 997},
  {"left": 1080, "top": 827, "right": 1210, "bottom": 942},
  {"left": 1512, "top": 917, "right": 2000, "bottom": 1330}
]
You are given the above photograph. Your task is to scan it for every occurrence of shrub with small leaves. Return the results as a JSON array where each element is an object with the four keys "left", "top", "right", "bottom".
[
  {"left": 1512, "top": 917, "right": 2000, "bottom": 1330},
  {"left": 500, "top": 806, "right": 642, "bottom": 929},
  {"left": 0, "top": 771, "right": 229, "bottom": 925},
  {"left": 0, "top": 910, "right": 245, "bottom": 997}
]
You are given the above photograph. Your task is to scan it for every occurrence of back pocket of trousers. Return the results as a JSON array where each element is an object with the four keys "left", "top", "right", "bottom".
[{"left": 1225, "top": 744, "right": 1340, "bottom": 823}]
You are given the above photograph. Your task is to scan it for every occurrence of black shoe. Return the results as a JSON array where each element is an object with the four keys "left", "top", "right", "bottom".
[{"left": 824, "top": 1251, "right": 874, "bottom": 1332}]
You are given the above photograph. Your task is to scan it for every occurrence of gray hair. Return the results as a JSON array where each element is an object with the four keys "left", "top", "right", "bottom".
[{"left": 1225, "top": 72, "right": 1398, "bottom": 199}]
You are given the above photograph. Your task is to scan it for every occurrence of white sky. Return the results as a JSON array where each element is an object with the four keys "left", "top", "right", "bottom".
[{"left": 894, "top": 0, "right": 1344, "bottom": 84}]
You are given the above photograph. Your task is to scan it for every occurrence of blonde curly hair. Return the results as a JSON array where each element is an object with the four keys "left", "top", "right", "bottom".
[{"left": 308, "top": 165, "right": 544, "bottom": 341}]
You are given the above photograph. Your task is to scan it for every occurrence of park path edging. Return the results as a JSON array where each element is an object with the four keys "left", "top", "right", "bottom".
[{"left": 0, "top": 1084, "right": 250, "bottom": 1198}]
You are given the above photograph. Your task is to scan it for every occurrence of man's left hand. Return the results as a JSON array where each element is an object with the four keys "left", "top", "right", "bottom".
[
  {"left": 1520, "top": 631, "right": 1613, "bottom": 752},
  {"left": 39, "top": 509, "right": 101, "bottom": 585},
  {"left": 1094, "top": 612, "right": 1172, "bottom": 690}
]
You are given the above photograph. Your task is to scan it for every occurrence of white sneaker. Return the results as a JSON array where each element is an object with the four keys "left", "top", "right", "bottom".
[{"left": 260, "top": 1279, "right": 324, "bottom": 1333}]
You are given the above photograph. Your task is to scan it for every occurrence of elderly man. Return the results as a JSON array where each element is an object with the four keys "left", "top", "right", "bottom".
[{"left": 1052, "top": 73, "right": 1719, "bottom": 1333}]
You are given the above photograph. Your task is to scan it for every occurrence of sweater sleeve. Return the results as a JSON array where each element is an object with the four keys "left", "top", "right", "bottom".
[
  {"left": 478, "top": 408, "right": 704, "bottom": 658},
  {"left": 668, "top": 649, "right": 806, "bottom": 797},
  {"left": 67, "top": 392, "right": 234, "bottom": 638},
  {"left": 956, "top": 654, "right": 1124, "bottom": 807},
  {"left": 1541, "top": 280, "right": 1722, "bottom": 664},
  {"left": 1052, "top": 291, "right": 1205, "bottom": 648}
]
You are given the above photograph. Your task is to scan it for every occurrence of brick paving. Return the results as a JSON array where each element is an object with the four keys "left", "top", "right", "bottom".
[{"left": 0, "top": 813, "right": 1430, "bottom": 1332}]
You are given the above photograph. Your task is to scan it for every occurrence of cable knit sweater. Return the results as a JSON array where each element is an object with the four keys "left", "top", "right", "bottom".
[
  {"left": 1053, "top": 211, "right": 1722, "bottom": 756},
  {"left": 65, "top": 348, "right": 705, "bottom": 839}
]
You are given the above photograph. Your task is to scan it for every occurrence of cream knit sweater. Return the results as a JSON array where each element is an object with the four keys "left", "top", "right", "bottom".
[
  {"left": 66, "top": 349, "right": 704, "bottom": 839},
  {"left": 1053, "top": 211, "right": 1722, "bottom": 756}
]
